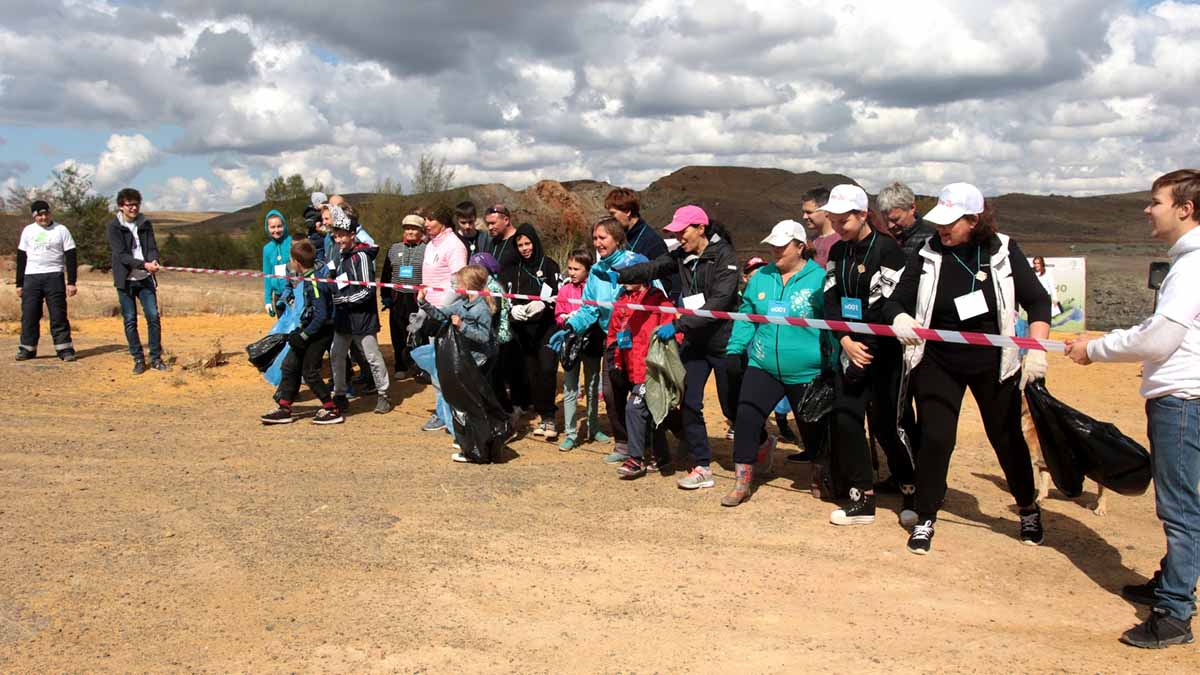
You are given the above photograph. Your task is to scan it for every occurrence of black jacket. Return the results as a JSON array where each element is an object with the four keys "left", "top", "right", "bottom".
[
  {"left": 625, "top": 219, "right": 679, "bottom": 299},
  {"left": 106, "top": 215, "right": 160, "bottom": 289},
  {"left": 298, "top": 264, "right": 337, "bottom": 339},
  {"left": 823, "top": 228, "right": 907, "bottom": 340},
  {"left": 331, "top": 243, "right": 381, "bottom": 335},
  {"left": 500, "top": 224, "right": 560, "bottom": 348},
  {"left": 895, "top": 217, "right": 935, "bottom": 259},
  {"left": 618, "top": 233, "right": 739, "bottom": 355}
]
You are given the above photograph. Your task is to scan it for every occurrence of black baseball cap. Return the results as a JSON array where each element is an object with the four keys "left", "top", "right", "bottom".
[{"left": 31, "top": 200, "right": 50, "bottom": 214}]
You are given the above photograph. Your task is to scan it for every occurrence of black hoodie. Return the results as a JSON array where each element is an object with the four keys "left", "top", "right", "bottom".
[{"left": 499, "top": 223, "right": 560, "bottom": 347}]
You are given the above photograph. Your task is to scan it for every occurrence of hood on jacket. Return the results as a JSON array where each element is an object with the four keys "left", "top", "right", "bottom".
[
  {"left": 514, "top": 223, "right": 545, "bottom": 269},
  {"left": 264, "top": 209, "right": 292, "bottom": 243},
  {"left": 1169, "top": 225, "right": 1200, "bottom": 261}
]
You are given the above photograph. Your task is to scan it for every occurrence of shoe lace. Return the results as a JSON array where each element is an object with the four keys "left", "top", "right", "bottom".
[
  {"left": 1020, "top": 511, "right": 1041, "bottom": 532},
  {"left": 912, "top": 522, "right": 934, "bottom": 540}
]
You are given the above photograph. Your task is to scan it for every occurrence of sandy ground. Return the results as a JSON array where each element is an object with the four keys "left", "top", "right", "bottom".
[{"left": 0, "top": 311, "right": 1193, "bottom": 673}]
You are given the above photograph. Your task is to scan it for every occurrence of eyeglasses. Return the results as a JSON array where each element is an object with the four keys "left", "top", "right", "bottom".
[
  {"left": 120, "top": 202, "right": 142, "bottom": 208},
  {"left": 485, "top": 205, "right": 509, "bottom": 216}
]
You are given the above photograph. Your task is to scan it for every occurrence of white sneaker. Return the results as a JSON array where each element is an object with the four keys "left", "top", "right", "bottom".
[
  {"left": 677, "top": 466, "right": 715, "bottom": 490},
  {"left": 451, "top": 452, "right": 469, "bottom": 463}
]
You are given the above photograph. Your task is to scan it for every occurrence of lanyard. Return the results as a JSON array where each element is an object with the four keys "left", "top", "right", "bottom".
[
  {"left": 841, "top": 231, "right": 877, "bottom": 297},
  {"left": 521, "top": 256, "right": 545, "bottom": 289},
  {"left": 629, "top": 222, "right": 646, "bottom": 252},
  {"left": 493, "top": 236, "right": 510, "bottom": 262},
  {"left": 950, "top": 246, "right": 982, "bottom": 293},
  {"left": 688, "top": 259, "right": 701, "bottom": 294}
]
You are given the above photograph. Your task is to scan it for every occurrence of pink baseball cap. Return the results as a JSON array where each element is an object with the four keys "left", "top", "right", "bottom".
[{"left": 665, "top": 205, "right": 709, "bottom": 232}]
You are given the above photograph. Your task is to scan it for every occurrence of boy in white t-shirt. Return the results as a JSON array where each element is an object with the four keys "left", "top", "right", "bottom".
[
  {"left": 1067, "top": 169, "right": 1200, "bottom": 650},
  {"left": 15, "top": 200, "right": 77, "bottom": 361}
]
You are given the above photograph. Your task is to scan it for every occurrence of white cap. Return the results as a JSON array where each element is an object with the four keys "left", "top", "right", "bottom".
[
  {"left": 820, "top": 184, "right": 868, "bottom": 214},
  {"left": 761, "top": 219, "right": 808, "bottom": 246},
  {"left": 311, "top": 192, "right": 328, "bottom": 209},
  {"left": 924, "top": 182, "right": 985, "bottom": 225}
]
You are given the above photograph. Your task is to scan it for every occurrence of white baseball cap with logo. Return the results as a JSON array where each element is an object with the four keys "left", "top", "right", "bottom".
[
  {"left": 924, "top": 182, "right": 985, "bottom": 225},
  {"left": 761, "top": 219, "right": 808, "bottom": 246},
  {"left": 819, "top": 184, "right": 869, "bottom": 214}
]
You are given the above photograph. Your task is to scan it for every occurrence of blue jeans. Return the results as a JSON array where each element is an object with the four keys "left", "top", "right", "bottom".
[
  {"left": 411, "top": 343, "right": 453, "bottom": 439},
  {"left": 562, "top": 355, "right": 601, "bottom": 442},
  {"left": 116, "top": 278, "right": 162, "bottom": 362},
  {"left": 1147, "top": 395, "right": 1200, "bottom": 621}
]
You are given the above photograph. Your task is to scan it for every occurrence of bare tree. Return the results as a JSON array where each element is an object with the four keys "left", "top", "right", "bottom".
[
  {"left": 411, "top": 154, "right": 456, "bottom": 195},
  {"left": 374, "top": 176, "right": 404, "bottom": 195}
]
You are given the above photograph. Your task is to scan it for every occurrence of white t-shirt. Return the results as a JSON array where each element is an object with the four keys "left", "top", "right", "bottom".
[{"left": 18, "top": 222, "right": 76, "bottom": 275}]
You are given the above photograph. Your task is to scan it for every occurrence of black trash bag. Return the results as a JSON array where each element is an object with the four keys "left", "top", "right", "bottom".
[
  {"left": 558, "top": 324, "right": 605, "bottom": 371},
  {"left": 1024, "top": 380, "right": 1151, "bottom": 497},
  {"left": 798, "top": 371, "right": 836, "bottom": 423},
  {"left": 435, "top": 324, "right": 512, "bottom": 464},
  {"left": 246, "top": 333, "right": 288, "bottom": 372}
]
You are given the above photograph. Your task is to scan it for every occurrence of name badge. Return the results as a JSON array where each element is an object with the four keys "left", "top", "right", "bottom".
[
  {"left": 954, "top": 290, "right": 988, "bottom": 321},
  {"left": 336, "top": 273, "right": 349, "bottom": 290},
  {"left": 767, "top": 300, "right": 788, "bottom": 316},
  {"left": 274, "top": 264, "right": 288, "bottom": 277},
  {"left": 682, "top": 293, "right": 706, "bottom": 310},
  {"left": 398, "top": 265, "right": 414, "bottom": 278},
  {"left": 540, "top": 283, "right": 553, "bottom": 300},
  {"left": 841, "top": 297, "right": 863, "bottom": 320},
  {"left": 617, "top": 330, "right": 633, "bottom": 349}
]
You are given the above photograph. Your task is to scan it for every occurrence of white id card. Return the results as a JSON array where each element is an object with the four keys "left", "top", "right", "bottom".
[
  {"left": 540, "top": 283, "right": 553, "bottom": 300},
  {"left": 274, "top": 264, "right": 288, "bottom": 277},
  {"left": 682, "top": 293, "right": 706, "bottom": 310},
  {"left": 336, "top": 273, "right": 349, "bottom": 290},
  {"left": 954, "top": 290, "right": 988, "bottom": 320}
]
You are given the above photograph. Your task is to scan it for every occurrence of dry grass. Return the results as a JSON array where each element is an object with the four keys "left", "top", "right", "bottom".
[{"left": 0, "top": 267, "right": 266, "bottom": 324}]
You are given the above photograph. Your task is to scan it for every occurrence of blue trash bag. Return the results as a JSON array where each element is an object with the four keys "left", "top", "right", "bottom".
[{"left": 262, "top": 285, "right": 306, "bottom": 386}]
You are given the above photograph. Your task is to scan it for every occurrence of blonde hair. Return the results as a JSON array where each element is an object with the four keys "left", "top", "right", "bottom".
[{"left": 453, "top": 264, "right": 496, "bottom": 312}]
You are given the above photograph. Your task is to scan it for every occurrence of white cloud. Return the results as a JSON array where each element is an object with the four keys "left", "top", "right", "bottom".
[{"left": 94, "top": 134, "right": 160, "bottom": 192}]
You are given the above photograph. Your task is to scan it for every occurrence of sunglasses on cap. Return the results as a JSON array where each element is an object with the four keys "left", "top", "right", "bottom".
[{"left": 485, "top": 205, "right": 510, "bottom": 217}]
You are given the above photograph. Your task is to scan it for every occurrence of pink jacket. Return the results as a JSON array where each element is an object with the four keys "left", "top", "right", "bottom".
[
  {"left": 422, "top": 228, "right": 468, "bottom": 307},
  {"left": 555, "top": 279, "right": 585, "bottom": 327}
]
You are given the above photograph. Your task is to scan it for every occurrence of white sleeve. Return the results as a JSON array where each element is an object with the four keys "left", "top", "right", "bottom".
[
  {"left": 17, "top": 228, "right": 29, "bottom": 252},
  {"left": 60, "top": 226, "right": 76, "bottom": 251},
  {"left": 1088, "top": 314, "right": 1191, "bottom": 363}
]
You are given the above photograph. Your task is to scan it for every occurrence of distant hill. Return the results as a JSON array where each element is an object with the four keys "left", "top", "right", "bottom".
[{"left": 176, "top": 166, "right": 1153, "bottom": 253}]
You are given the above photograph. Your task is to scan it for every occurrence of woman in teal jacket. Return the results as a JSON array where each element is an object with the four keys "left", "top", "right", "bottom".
[
  {"left": 262, "top": 209, "right": 293, "bottom": 316},
  {"left": 722, "top": 220, "right": 829, "bottom": 506}
]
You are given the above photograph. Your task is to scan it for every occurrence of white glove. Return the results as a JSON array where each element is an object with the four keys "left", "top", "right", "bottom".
[
  {"left": 891, "top": 313, "right": 922, "bottom": 347},
  {"left": 1020, "top": 350, "right": 1048, "bottom": 390},
  {"left": 265, "top": 303, "right": 275, "bottom": 316},
  {"left": 510, "top": 303, "right": 530, "bottom": 321},
  {"left": 524, "top": 300, "right": 546, "bottom": 318}
]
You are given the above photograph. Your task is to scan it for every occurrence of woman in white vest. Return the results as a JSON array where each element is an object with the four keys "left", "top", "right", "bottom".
[{"left": 887, "top": 183, "right": 1052, "bottom": 555}]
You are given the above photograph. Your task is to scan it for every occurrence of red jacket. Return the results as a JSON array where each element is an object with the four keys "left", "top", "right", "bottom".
[{"left": 606, "top": 286, "right": 676, "bottom": 385}]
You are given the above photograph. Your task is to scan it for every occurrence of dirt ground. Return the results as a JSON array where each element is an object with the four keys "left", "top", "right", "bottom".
[{"left": 0, "top": 309, "right": 1193, "bottom": 673}]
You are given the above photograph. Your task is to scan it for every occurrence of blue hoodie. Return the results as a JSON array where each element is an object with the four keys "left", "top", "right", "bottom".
[
  {"left": 262, "top": 209, "right": 292, "bottom": 305},
  {"left": 566, "top": 247, "right": 634, "bottom": 335}
]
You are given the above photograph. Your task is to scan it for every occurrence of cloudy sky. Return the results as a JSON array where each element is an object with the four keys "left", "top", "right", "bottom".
[{"left": 1, "top": 0, "right": 1197, "bottom": 210}]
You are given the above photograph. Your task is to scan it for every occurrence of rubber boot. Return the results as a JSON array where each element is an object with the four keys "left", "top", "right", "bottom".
[{"left": 721, "top": 463, "right": 755, "bottom": 507}]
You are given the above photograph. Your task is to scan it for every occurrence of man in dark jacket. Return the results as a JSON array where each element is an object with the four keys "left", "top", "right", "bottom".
[
  {"left": 107, "top": 187, "right": 168, "bottom": 374},
  {"left": 454, "top": 201, "right": 492, "bottom": 255},
  {"left": 617, "top": 205, "right": 741, "bottom": 490},
  {"left": 605, "top": 187, "right": 679, "bottom": 299},
  {"left": 878, "top": 181, "right": 935, "bottom": 258}
]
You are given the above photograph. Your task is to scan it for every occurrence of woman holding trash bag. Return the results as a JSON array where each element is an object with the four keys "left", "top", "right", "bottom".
[
  {"left": 722, "top": 219, "right": 829, "bottom": 506},
  {"left": 549, "top": 218, "right": 634, "bottom": 459},
  {"left": 820, "top": 184, "right": 917, "bottom": 527},
  {"left": 615, "top": 205, "right": 744, "bottom": 491},
  {"left": 886, "top": 182, "right": 1051, "bottom": 555},
  {"left": 500, "top": 224, "right": 560, "bottom": 441}
]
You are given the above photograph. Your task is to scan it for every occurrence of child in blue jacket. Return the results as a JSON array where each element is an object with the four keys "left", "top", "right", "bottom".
[
  {"left": 262, "top": 240, "right": 341, "bottom": 425},
  {"left": 262, "top": 209, "right": 292, "bottom": 317}
]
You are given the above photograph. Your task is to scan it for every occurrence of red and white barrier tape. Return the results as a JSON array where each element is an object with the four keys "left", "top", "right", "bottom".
[{"left": 162, "top": 265, "right": 1065, "bottom": 352}]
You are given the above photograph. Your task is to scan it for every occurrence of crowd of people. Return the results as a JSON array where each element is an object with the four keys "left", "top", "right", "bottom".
[{"left": 12, "top": 171, "right": 1199, "bottom": 650}]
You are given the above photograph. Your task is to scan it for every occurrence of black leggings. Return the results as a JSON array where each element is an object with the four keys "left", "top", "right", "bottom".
[
  {"left": 733, "top": 367, "right": 825, "bottom": 464},
  {"left": 602, "top": 344, "right": 631, "bottom": 443},
  {"left": 911, "top": 355, "right": 1037, "bottom": 519},
  {"left": 278, "top": 331, "right": 334, "bottom": 405},
  {"left": 387, "top": 292, "right": 419, "bottom": 372},
  {"left": 833, "top": 339, "right": 915, "bottom": 492}
]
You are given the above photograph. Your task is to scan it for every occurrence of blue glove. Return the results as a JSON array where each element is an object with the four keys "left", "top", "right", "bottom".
[
  {"left": 548, "top": 329, "right": 571, "bottom": 353},
  {"left": 656, "top": 322, "right": 676, "bottom": 341}
]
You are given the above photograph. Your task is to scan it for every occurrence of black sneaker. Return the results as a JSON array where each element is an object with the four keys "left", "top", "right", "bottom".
[
  {"left": 787, "top": 451, "right": 814, "bottom": 464},
  {"left": 907, "top": 519, "right": 935, "bottom": 555},
  {"left": 132, "top": 360, "right": 146, "bottom": 375},
  {"left": 1121, "top": 574, "right": 1161, "bottom": 606},
  {"left": 1019, "top": 505, "right": 1045, "bottom": 546},
  {"left": 312, "top": 408, "right": 344, "bottom": 425},
  {"left": 59, "top": 351, "right": 76, "bottom": 362},
  {"left": 617, "top": 456, "right": 646, "bottom": 480},
  {"left": 150, "top": 359, "right": 171, "bottom": 372},
  {"left": 15, "top": 350, "right": 35, "bottom": 361},
  {"left": 830, "top": 488, "right": 876, "bottom": 525},
  {"left": 1120, "top": 609, "right": 1193, "bottom": 649},
  {"left": 413, "top": 371, "right": 432, "bottom": 385},
  {"left": 900, "top": 484, "right": 918, "bottom": 527},
  {"left": 260, "top": 407, "right": 295, "bottom": 424}
]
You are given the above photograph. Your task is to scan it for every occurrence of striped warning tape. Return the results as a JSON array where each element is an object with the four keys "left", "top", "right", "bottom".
[{"left": 161, "top": 265, "right": 1064, "bottom": 352}]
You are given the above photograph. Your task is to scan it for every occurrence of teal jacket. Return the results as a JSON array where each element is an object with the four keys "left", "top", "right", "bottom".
[
  {"left": 566, "top": 248, "right": 633, "bottom": 335},
  {"left": 726, "top": 260, "right": 826, "bottom": 384},
  {"left": 261, "top": 209, "right": 292, "bottom": 304}
]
